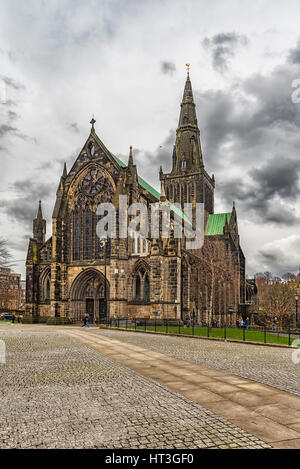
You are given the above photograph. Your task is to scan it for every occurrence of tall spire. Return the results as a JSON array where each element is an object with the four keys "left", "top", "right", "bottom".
[
  {"left": 128, "top": 145, "right": 133, "bottom": 166},
  {"left": 37, "top": 200, "right": 42, "bottom": 219},
  {"left": 170, "top": 66, "right": 203, "bottom": 174},
  {"left": 63, "top": 162, "right": 67, "bottom": 178},
  {"left": 33, "top": 200, "right": 46, "bottom": 244},
  {"left": 178, "top": 65, "right": 198, "bottom": 129}
]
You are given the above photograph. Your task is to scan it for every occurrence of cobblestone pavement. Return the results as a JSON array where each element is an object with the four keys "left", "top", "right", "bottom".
[
  {"left": 89, "top": 329, "right": 300, "bottom": 397},
  {"left": 0, "top": 327, "right": 270, "bottom": 449}
]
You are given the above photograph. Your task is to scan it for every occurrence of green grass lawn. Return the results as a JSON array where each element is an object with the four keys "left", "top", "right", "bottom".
[{"left": 122, "top": 324, "right": 299, "bottom": 346}]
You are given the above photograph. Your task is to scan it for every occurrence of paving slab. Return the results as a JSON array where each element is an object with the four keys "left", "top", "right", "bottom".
[
  {"left": 62, "top": 328, "right": 300, "bottom": 449},
  {"left": 0, "top": 326, "right": 272, "bottom": 449}
]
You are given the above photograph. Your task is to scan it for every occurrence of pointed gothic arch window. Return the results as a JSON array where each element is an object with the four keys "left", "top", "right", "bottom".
[
  {"left": 136, "top": 275, "right": 141, "bottom": 300},
  {"left": 72, "top": 210, "right": 81, "bottom": 261},
  {"left": 144, "top": 274, "right": 150, "bottom": 301},
  {"left": 83, "top": 208, "right": 92, "bottom": 260},
  {"left": 134, "top": 266, "right": 150, "bottom": 302},
  {"left": 46, "top": 278, "right": 50, "bottom": 300}
]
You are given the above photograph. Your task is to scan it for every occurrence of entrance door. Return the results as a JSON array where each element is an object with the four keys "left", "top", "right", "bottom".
[
  {"left": 86, "top": 299, "right": 94, "bottom": 324},
  {"left": 99, "top": 299, "right": 107, "bottom": 323}
]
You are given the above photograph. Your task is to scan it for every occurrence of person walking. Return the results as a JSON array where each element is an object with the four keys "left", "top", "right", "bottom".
[
  {"left": 12, "top": 312, "right": 16, "bottom": 324},
  {"left": 186, "top": 314, "right": 191, "bottom": 328},
  {"left": 85, "top": 314, "right": 90, "bottom": 328},
  {"left": 81, "top": 314, "right": 87, "bottom": 328}
]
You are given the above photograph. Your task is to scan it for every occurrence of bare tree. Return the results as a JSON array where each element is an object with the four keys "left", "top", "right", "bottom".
[
  {"left": 0, "top": 238, "right": 12, "bottom": 268},
  {"left": 259, "top": 282, "right": 294, "bottom": 328},
  {"left": 199, "top": 238, "right": 236, "bottom": 325},
  {"left": 282, "top": 272, "right": 297, "bottom": 283}
]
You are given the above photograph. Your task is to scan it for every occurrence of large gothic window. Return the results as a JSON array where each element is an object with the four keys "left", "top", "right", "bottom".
[
  {"left": 144, "top": 274, "right": 150, "bottom": 301},
  {"left": 83, "top": 208, "right": 92, "bottom": 260},
  {"left": 72, "top": 210, "right": 81, "bottom": 261},
  {"left": 134, "top": 267, "right": 150, "bottom": 302},
  {"left": 45, "top": 279, "right": 50, "bottom": 300},
  {"left": 135, "top": 276, "right": 141, "bottom": 300}
]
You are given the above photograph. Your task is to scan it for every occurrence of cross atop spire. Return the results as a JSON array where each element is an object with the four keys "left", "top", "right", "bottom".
[
  {"left": 90, "top": 116, "right": 96, "bottom": 131},
  {"left": 186, "top": 63, "right": 190, "bottom": 76}
]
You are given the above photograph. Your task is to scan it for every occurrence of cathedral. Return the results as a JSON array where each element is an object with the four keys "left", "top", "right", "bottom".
[{"left": 25, "top": 71, "right": 246, "bottom": 325}]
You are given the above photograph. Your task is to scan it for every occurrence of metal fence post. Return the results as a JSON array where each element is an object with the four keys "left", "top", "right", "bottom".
[
  {"left": 145, "top": 319, "right": 147, "bottom": 332},
  {"left": 192, "top": 319, "right": 194, "bottom": 336},
  {"left": 288, "top": 327, "right": 291, "bottom": 346},
  {"left": 178, "top": 320, "right": 180, "bottom": 335},
  {"left": 126, "top": 318, "right": 128, "bottom": 329},
  {"left": 224, "top": 323, "right": 227, "bottom": 340},
  {"left": 243, "top": 327, "right": 245, "bottom": 342},
  {"left": 135, "top": 317, "right": 137, "bottom": 331},
  {"left": 166, "top": 318, "right": 168, "bottom": 334},
  {"left": 264, "top": 326, "right": 267, "bottom": 344},
  {"left": 207, "top": 324, "right": 210, "bottom": 338},
  {"left": 154, "top": 317, "right": 157, "bottom": 332}
]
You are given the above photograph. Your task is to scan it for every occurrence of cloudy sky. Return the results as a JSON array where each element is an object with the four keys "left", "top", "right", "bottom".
[{"left": 1, "top": 0, "right": 300, "bottom": 278}]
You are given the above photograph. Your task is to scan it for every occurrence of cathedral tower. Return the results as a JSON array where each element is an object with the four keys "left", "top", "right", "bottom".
[{"left": 163, "top": 68, "right": 215, "bottom": 217}]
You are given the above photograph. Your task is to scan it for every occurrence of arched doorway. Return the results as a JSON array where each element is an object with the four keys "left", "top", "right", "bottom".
[{"left": 69, "top": 269, "right": 109, "bottom": 323}]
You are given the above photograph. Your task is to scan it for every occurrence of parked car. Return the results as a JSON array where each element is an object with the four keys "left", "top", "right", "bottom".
[{"left": 0, "top": 313, "right": 13, "bottom": 320}]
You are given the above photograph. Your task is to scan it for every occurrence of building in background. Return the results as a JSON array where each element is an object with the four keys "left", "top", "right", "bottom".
[{"left": 0, "top": 268, "right": 25, "bottom": 313}]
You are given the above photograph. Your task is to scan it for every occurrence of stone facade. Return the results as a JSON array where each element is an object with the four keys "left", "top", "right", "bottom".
[
  {"left": 26, "top": 73, "right": 246, "bottom": 324},
  {"left": 0, "top": 268, "right": 25, "bottom": 312}
]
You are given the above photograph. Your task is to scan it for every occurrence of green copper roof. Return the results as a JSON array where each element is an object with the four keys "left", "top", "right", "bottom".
[
  {"left": 110, "top": 152, "right": 191, "bottom": 225},
  {"left": 205, "top": 213, "right": 231, "bottom": 236}
]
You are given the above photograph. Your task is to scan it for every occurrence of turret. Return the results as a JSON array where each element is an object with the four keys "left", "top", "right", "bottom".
[{"left": 33, "top": 200, "right": 46, "bottom": 245}]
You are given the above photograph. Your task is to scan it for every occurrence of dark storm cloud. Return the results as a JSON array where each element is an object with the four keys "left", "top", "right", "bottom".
[
  {"left": 202, "top": 32, "right": 248, "bottom": 72},
  {"left": 69, "top": 122, "right": 80, "bottom": 133},
  {"left": 288, "top": 39, "right": 300, "bottom": 64},
  {"left": 250, "top": 158, "right": 300, "bottom": 200},
  {"left": 7, "top": 110, "right": 19, "bottom": 121},
  {"left": 218, "top": 157, "right": 300, "bottom": 226},
  {"left": 257, "top": 235, "right": 300, "bottom": 276},
  {"left": 0, "top": 75, "right": 25, "bottom": 91},
  {"left": 161, "top": 61, "right": 176, "bottom": 76},
  {"left": 188, "top": 47, "right": 300, "bottom": 226},
  {"left": 0, "top": 179, "right": 54, "bottom": 229},
  {"left": 0, "top": 124, "right": 17, "bottom": 137}
]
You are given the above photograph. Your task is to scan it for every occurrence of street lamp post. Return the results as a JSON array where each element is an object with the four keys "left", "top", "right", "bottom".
[
  {"left": 295, "top": 292, "right": 299, "bottom": 330},
  {"left": 99, "top": 236, "right": 108, "bottom": 324}
]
